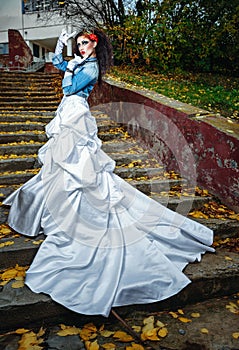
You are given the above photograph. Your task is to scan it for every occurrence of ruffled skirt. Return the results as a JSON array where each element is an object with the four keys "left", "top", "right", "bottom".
[{"left": 3, "top": 95, "right": 214, "bottom": 317}]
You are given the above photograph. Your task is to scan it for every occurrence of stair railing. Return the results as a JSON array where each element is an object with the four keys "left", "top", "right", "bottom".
[{"left": 0, "top": 60, "right": 45, "bottom": 72}]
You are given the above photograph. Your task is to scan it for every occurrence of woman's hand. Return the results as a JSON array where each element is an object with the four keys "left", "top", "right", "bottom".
[
  {"left": 55, "top": 29, "right": 76, "bottom": 55},
  {"left": 59, "top": 29, "right": 76, "bottom": 46},
  {"left": 66, "top": 54, "right": 86, "bottom": 72}
]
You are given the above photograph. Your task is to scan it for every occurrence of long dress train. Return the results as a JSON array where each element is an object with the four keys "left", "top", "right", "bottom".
[{"left": 3, "top": 95, "right": 214, "bottom": 317}]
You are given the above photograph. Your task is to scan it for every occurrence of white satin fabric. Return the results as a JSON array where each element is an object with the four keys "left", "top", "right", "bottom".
[{"left": 4, "top": 95, "right": 214, "bottom": 317}]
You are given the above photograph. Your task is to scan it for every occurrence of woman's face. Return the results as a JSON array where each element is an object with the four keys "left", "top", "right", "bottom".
[{"left": 76, "top": 35, "right": 97, "bottom": 58}]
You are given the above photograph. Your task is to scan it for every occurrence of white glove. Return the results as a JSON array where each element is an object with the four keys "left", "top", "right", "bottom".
[
  {"left": 55, "top": 29, "right": 76, "bottom": 55},
  {"left": 67, "top": 54, "right": 86, "bottom": 71},
  {"left": 64, "top": 54, "right": 88, "bottom": 78}
]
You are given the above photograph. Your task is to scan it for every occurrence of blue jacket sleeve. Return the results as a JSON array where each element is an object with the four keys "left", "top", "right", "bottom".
[
  {"left": 52, "top": 53, "right": 68, "bottom": 72},
  {"left": 62, "top": 65, "right": 98, "bottom": 96}
]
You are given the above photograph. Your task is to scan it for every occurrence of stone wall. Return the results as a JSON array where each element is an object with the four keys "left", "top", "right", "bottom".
[
  {"left": 8, "top": 29, "right": 33, "bottom": 69},
  {"left": 89, "top": 78, "right": 239, "bottom": 212}
]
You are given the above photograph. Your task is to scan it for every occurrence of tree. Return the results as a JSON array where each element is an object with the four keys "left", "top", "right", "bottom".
[
  {"left": 42, "top": 0, "right": 239, "bottom": 73},
  {"left": 58, "top": 0, "right": 134, "bottom": 28}
]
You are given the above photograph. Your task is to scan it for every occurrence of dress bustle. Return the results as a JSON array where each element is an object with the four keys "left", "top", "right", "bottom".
[{"left": 3, "top": 95, "right": 214, "bottom": 317}]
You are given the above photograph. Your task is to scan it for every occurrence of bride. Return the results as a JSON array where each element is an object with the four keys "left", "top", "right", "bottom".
[{"left": 3, "top": 28, "right": 214, "bottom": 317}]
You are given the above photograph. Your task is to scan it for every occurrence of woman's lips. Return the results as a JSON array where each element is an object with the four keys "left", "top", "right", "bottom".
[{"left": 81, "top": 51, "right": 85, "bottom": 55}]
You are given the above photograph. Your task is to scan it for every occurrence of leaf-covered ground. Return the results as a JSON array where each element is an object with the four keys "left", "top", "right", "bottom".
[
  {"left": 109, "top": 67, "right": 239, "bottom": 120},
  {"left": 0, "top": 291, "right": 238, "bottom": 349}
]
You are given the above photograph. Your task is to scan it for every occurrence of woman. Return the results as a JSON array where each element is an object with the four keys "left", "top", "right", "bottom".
[{"left": 3, "top": 28, "right": 214, "bottom": 317}]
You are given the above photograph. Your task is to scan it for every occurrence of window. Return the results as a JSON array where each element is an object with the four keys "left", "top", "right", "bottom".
[
  {"left": 23, "top": 0, "right": 65, "bottom": 13},
  {"left": 0, "top": 43, "right": 9, "bottom": 55},
  {"left": 33, "top": 43, "right": 40, "bottom": 58}
]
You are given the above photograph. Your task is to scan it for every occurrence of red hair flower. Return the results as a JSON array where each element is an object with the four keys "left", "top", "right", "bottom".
[{"left": 88, "top": 33, "right": 98, "bottom": 43}]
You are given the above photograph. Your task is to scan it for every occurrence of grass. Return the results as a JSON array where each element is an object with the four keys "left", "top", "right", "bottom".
[{"left": 109, "top": 66, "right": 239, "bottom": 119}]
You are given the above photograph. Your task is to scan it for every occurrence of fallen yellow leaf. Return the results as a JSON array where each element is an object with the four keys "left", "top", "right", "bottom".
[
  {"left": 156, "top": 320, "right": 166, "bottom": 328},
  {"left": 79, "top": 328, "right": 97, "bottom": 341},
  {"left": 113, "top": 331, "right": 134, "bottom": 342},
  {"left": 83, "top": 323, "right": 97, "bottom": 332},
  {"left": 1, "top": 268, "right": 18, "bottom": 280},
  {"left": 37, "top": 327, "right": 45, "bottom": 337},
  {"left": 0, "top": 233, "right": 13, "bottom": 241},
  {"left": 32, "top": 240, "right": 44, "bottom": 245},
  {"left": 158, "top": 327, "right": 168, "bottom": 338},
  {"left": 191, "top": 312, "right": 200, "bottom": 318},
  {"left": 143, "top": 315, "right": 154, "bottom": 325},
  {"left": 0, "top": 280, "right": 8, "bottom": 286},
  {"left": 178, "top": 309, "right": 184, "bottom": 315},
  {"left": 18, "top": 330, "right": 44, "bottom": 350},
  {"left": 0, "top": 225, "right": 12, "bottom": 235},
  {"left": 232, "top": 332, "right": 239, "bottom": 339},
  {"left": 178, "top": 317, "right": 192, "bottom": 323},
  {"left": 57, "top": 325, "right": 80, "bottom": 336},
  {"left": 85, "top": 340, "right": 99, "bottom": 350},
  {"left": 169, "top": 311, "right": 178, "bottom": 319},
  {"left": 200, "top": 328, "right": 209, "bottom": 334},
  {"left": 226, "top": 302, "right": 239, "bottom": 314},
  {"left": 141, "top": 328, "right": 160, "bottom": 341},
  {"left": 100, "top": 330, "right": 115, "bottom": 338},
  {"left": 15, "top": 328, "right": 30, "bottom": 334},
  {"left": 132, "top": 325, "right": 141, "bottom": 333},
  {"left": 225, "top": 256, "right": 233, "bottom": 261},
  {"left": 15, "top": 276, "right": 24, "bottom": 281},
  {"left": 12, "top": 280, "right": 24, "bottom": 289}
]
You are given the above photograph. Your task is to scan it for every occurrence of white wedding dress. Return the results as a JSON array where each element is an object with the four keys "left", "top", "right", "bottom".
[{"left": 3, "top": 95, "right": 214, "bottom": 317}]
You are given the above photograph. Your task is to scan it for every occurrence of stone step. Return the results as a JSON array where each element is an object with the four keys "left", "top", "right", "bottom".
[
  {"left": 0, "top": 111, "right": 55, "bottom": 117},
  {"left": 0, "top": 72, "right": 60, "bottom": 78},
  {"left": 129, "top": 178, "right": 187, "bottom": 195},
  {"left": 152, "top": 194, "right": 212, "bottom": 214},
  {"left": 102, "top": 140, "right": 138, "bottom": 154},
  {"left": 0, "top": 101, "right": 58, "bottom": 108},
  {"left": 0, "top": 91, "right": 58, "bottom": 98},
  {"left": 1, "top": 196, "right": 224, "bottom": 229},
  {"left": 114, "top": 166, "right": 164, "bottom": 179},
  {"left": 1, "top": 205, "right": 238, "bottom": 268},
  {"left": 0, "top": 79, "right": 59, "bottom": 85},
  {"left": 0, "top": 97, "right": 60, "bottom": 104},
  {"left": 0, "top": 247, "right": 238, "bottom": 331},
  {"left": 0, "top": 77, "right": 60, "bottom": 84},
  {"left": 98, "top": 131, "right": 128, "bottom": 142},
  {"left": 15, "top": 194, "right": 213, "bottom": 226},
  {"left": 0, "top": 107, "right": 58, "bottom": 113},
  {"left": 0, "top": 122, "right": 45, "bottom": 132},
  {"left": 109, "top": 152, "right": 149, "bottom": 166},
  {"left": 0, "top": 157, "right": 37, "bottom": 172},
  {"left": 0, "top": 151, "right": 149, "bottom": 173},
  {"left": 0, "top": 132, "right": 47, "bottom": 144},
  {"left": 0, "top": 171, "right": 37, "bottom": 185},
  {"left": 0, "top": 140, "right": 138, "bottom": 157},
  {"left": 0, "top": 114, "right": 53, "bottom": 123},
  {"left": 0, "top": 293, "right": 238, "bottom": 350},
  {"left": 0, "top": 123, "right": 124, "bottom": 135},
  {"left": 0, "top": 144, "right": 42, "bottom": 156},
  {"left": 0, "top": 163, "right": 184, "bottom": 197},
  {"left": 0, "top": 84, "right": 59, "bottom": 90}
]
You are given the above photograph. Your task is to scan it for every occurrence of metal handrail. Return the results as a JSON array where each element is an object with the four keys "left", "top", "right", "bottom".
[{"left": 0, "top": 60, "right": 45, "bottom": 72}]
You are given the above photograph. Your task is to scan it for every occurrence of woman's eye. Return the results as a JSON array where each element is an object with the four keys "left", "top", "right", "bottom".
[{"left": 77, "top": 41, "right": 89, "bottom": 47}]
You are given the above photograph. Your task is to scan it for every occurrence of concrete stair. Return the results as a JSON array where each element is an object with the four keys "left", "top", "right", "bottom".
[
  {"left": 0, "top": 72, "right": 62, "bottom": 112},
  {"left": 0, "top": 72, "right": 238, "bottom": 349}
]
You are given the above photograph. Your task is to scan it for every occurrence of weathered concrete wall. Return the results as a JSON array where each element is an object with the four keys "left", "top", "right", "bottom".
[
  {"left": 89, "top": 78, "right": 239, "bottom": 212},
  {"left": 8, "top": 29, "right": 33, "bottom": 69}
]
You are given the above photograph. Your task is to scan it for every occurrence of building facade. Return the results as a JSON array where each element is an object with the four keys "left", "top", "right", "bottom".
[{"left": 0, "top": 0, "right": 76, "bottom": 70}]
